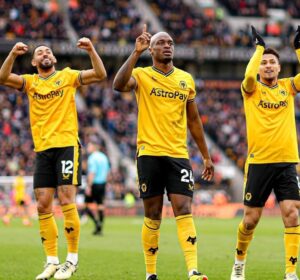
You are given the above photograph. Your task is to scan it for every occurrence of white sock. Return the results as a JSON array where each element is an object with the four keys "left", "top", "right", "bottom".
[
  {"left": 188, "top": 269, "right": 198, "bottom": 277},
  {"left": 235, "top": 259, "right": 245, "bottom": 265},
  {"left": 146, "top": 272, "right": 156, "bottom": 280},
  {"left": 47, "top": 256, "right": 59, "bottom": 265},
  {"left": 66, "top": 253, "right": 78, "bottom": 265}
]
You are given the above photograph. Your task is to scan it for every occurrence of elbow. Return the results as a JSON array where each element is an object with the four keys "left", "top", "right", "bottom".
[
  {"left": 97, "top": 71, "right": 107, "bottom": 82},
  {"left": 112, "top": 78, "right": 121, "bottom": 92}
]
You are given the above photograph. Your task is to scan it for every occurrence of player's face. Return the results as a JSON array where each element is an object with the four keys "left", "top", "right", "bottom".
[
  {"left": 32, "top": 46, "right": 57, "bottom": 70},
  {"left": 259, "top": 54, "right": 280, "bottom": 82},
  {"left": 150, "top": 34, "right": 174, "bottom": 64}
]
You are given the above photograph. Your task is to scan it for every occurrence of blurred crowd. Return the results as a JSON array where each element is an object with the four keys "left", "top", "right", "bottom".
[
  {"left": 219, "top": 0, "right": 300, "bottom": 18},
  {"left": 0, "top": 0, "right": 297, "bottom": 48},
  {"left": 0, "top": 0, "right": 67, "bottom": 40}
]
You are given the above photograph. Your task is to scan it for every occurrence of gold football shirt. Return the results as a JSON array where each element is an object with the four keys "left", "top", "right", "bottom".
[
  {"left": 22, "top": 67, "right": 81, "bottom": 152},
  {"left": 242, "top": 78, "right": 299, "bottom": 163},
  {"left": 132, "top": 66, "right": 196, "bottom": 158}
]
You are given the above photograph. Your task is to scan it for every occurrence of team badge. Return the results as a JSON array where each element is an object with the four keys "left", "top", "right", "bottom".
[
  {"left": 279, "top": 90, "right": 287, "bottom": 96},
  {"left": 179, "top": 81, "right": 187, "bottom": 89},
  {"left": 245, "top": 192, "right": 252, "bottom": 201},
  {"left": 141, "top": 183, "right": 147, "bottom": 193},
  {"left": 62, "top": 173, "right": 70, "bottom": 180},
  {"left": 55, "top": 80, "right": 62, "bottom": 86}
]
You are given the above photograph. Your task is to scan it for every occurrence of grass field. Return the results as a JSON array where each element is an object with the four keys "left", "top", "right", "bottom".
[{"left": 0, "top": 215, "right": 296, "bottom": 280}]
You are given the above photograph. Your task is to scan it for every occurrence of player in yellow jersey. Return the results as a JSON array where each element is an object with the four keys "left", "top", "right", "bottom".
[
  {"left": 231, "top": 26, "right": 300, "bottom": 280},
  {"left": 0, "top": 37, "right": 107, "bottom": 280},
  {"left": 13, "top": 169, "right": 32, "bottom": 226},
  {"left": 113, "top": 24, "right": 214, "bottom": 280}
]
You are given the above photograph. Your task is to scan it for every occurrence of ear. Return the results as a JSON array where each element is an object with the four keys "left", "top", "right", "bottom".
[
  {"left": 53, "top": 56, "right": 57, "bottom": 64},
  {"left": 148, "top": 46, "right": 153, "bottom": 56},
  {"left": 31, "top": 58, "right": 36, "bottom": 67}
]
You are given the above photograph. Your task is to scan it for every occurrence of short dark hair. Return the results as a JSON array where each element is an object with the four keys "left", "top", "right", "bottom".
[
  {"left": 32, "top": 44, "right": 51, "bottom": 57},
  {"left": 263, "top": 47, "right": 280, "bottom": 62}
]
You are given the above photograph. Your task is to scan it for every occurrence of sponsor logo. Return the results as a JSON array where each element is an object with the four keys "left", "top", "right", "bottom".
[
  {"left": 33, "top": 89, "right": 64, "bottom": 100},
  {"left": 257, "top": 100, "right": 287, "bottom": 109},
  {"left": 150, "top": 88, "right": 187, "bottom": 102}
]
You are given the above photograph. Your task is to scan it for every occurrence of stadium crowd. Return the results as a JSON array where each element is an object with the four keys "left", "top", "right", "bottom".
[{"left": 0, "top": 0, "right": 296, "bottom": 48}]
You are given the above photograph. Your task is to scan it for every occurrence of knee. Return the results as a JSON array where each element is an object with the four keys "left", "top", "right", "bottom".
[
  {"left": 173, "top": 203, "right": 191, "bottom": 217},
  {"left": 282, "top": 207, "right": 299, "bottom": 226},
  {"left": 145, "top": 208, "right": 162, "bottom": 220},
  {"left": 243, "top": 214, "right": 260, "bottom": 230},
  {"left": 37, "top": 200, "right": 52, "bottom": 214}
]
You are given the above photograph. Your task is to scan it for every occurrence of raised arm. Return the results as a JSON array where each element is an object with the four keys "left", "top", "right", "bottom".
[
  {"left": 0, "top": 42, "right": 28, "bottom": 90},
  {"left": 293, "top": 26, "right": 300, "bottom": 91},
  {"left": 187, "top": 101, "right": 214, "bottom": 181},
  {"left": 242, "top": 26, "right": 265, "bottom": 94},
  {"left": 113, "top": 24, "right": 151, "bottom": 92},
  {"left": 77, "top": 37, "right": 107, "bottom": 85}
]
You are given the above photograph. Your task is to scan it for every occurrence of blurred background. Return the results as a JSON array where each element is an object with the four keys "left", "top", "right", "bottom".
[{"left": 1, "top": 0, "right": 300, "bottom": 222}]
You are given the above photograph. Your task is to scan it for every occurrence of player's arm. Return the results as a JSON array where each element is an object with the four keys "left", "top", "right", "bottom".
[
  {"left": 76, "top": 37, "right": 107, "bottom": 85},
  {"left": 0, "top": 42, "right": 28, "bottom": 90},
  {"left": 242, "top": 26, "right": 265, "bottom": 94},
  {"left": 292, "top": 26, "right": 300, "bottom": 92},
  {"left": 187, "top": 101, "right": 214, "bottom": 181},
  {"left": 113, "top": 24, "right": 151, "bottom": 92}
]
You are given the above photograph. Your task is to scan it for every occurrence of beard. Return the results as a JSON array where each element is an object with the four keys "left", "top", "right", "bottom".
[
  {"left": 157, "top": 57, "right": 173, "bottom": 64},
  {"left": 39, "top": 60, "right": 54, "bottom": 70}
]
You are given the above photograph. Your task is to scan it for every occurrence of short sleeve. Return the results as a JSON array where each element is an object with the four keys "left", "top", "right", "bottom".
[
  {"left": 63, "top": 67, "right": 81, "bottom": 88},
  {"left": 20, "top": 74, "right": 33, "bottom": 93},
  {"left": 187, "top": 74, "right": 196, "bottom": 102}
]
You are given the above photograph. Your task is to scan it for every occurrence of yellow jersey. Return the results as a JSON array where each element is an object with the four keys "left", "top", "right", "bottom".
[
  {"left": 13, "top": 175, "right": 26, "bottom": 203},
  {"left": 21, "top": 67, "right": 81, "bottom": 152},
  {"left": 242, "top": 78, "right": 299, "bottom": 164},
  {"left": 132, "top": 66, "right": 196, "bottom": 158}
]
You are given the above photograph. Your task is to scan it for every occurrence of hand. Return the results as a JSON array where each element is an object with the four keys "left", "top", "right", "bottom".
[
  {"left": 294, "top": 26, "right": 300, "bottom": 49},
  {"left": 11, "top": 42, "right": 28, "bottom": 56},
  {"left": 85, "top": 186, "right": 92, "bottom": 196},
  {"left": 251, "top": 25, "right": 265, "bottom": 47},
  {"left": 201, "top": 158, "right": 214, "bottom": 181},
  {"left": 135, "top": 24, "right": 151, "bottom": 53},
  {"left": 77, "top": 37, "right": 94, "bottom": 52}
]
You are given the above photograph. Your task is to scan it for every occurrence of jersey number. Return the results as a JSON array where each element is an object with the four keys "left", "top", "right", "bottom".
[
  {"left": 181, "top": 169, "right": 194, "bottom": 184},
  {"left": 61, "top": 160, "right": 73, "bottom": 174}
]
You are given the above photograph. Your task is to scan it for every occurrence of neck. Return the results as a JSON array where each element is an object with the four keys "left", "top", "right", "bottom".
[
  {"left": 260, "top": 77, "right": 278, "bottom": 87},
  {"left": 153, "top": 61, "right": 173, "bottom": 73},
  {"left": 38, "top": 67, "right": 56, "bottom": 78}
]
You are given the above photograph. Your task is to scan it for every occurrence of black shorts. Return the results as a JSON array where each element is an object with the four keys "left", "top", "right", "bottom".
[
  {"left": 137, "top": 155, "right": 194, "bottom": 199},
  {"left": 244, "top": 163, "right": 300, "bottom": 207},
  {"left": 34, "top": 146, "right": 82, "bottom": 188},
  {"left": 85, "top": 183, "right": 106, "bottom": 204}
]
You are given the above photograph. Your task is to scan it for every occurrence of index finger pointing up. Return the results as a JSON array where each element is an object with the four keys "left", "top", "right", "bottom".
[{"left": 142, "top": 24, "right": 147, "bottom": 33}]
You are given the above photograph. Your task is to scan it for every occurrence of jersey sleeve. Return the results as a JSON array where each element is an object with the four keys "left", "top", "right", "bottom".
[
  {"left": 64, "top": 67, "right": 81, "bottom": 88},
  {"left": 20, "top": 74, "right": 33, "bottom": 93},
  {"left": 187, "top": 74, "right": 196, "bottom": 102}
]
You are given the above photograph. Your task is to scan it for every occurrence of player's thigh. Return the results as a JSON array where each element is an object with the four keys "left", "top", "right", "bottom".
[
  {"left": 275, "top": 163, "right": 300, "bottom": 202},
  {"left": 137, "top": 155, "right": 166, "bottom": 198},
  {"left": 55, "top": 146, "right": 82, "bottom": 186},
  {"left": 165, "top": 157, "right": 194, "bottom": 198},
  {"left": 34, "top": 149, "right": 57, "bottom": 188},
  {"left": 244, "top": 163, "right": 276, "bottom": 207}
]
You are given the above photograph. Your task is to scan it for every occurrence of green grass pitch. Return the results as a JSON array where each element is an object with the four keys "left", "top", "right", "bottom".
[{"left": 0, "top": 216, "right": 294, "bottom": 279}]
